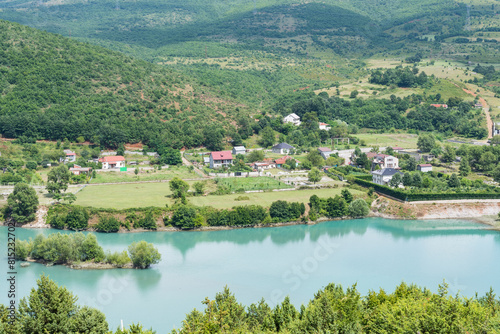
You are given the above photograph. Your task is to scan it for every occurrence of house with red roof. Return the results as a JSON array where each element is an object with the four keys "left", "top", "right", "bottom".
[
  {"left": 63, "top": 150, "right": 76, "bottom": 163},
  {"left": 274, "top": 155, "right": 299, "bottom": 168},
  {"left": 99, "top": 156, "right": 126, "bottom": 169},
  {"left": 209, "top": 151, "right": 233, "bottom": 169},
  {"left": 430, "top": 104, "right": 448, "bottom": 109}
]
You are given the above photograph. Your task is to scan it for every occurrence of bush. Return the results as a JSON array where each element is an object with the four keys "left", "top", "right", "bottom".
[
  {"left": 96, "top": 216, "right": 121, "bottom": 233},
  {"left": 348, "top": 199, "right": 370, "bottom": 218},
  {"left": 128, "top": 241, "right": 161, "bottom": 269},
  {"left": 105, "top": 251, "right": 130, "bottom": 267},
  {"left": 65, "top": 207, "right": 89, "bottom": 231}
]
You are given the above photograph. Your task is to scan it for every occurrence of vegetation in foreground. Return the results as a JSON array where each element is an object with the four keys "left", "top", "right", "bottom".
[{"left": 1, "top": 275, "right": 499, "bottom": 333}]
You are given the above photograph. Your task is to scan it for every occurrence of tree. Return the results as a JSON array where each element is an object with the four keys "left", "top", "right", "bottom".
[
  {"left": 160, "top": 148, "right": 182, "bottom": 165},
  {"left": 341, "top": 189, "right": 353, "bottom": 203},
  {"left": 348, "top": 199, "right": 369, "bottom": 217},
  {"left": 81, "top": 234, "right": 105, "bottom": 262},
  {"left": 269, "top": 200, "right": 291, "bottom": 221},
  {"left": 479, "top": 151, "right": 496, "bottom": 171},
  {"left": 135, "top": 167, "right": 139, "bottom": 175},
  {"left": 7, "top": 183, "right": 39, "bottom": 223},
  {"left": 308, "top": 167, "right": 322, "bottom": 184},
  {"left": 116, "top": 144, "right": 125, "bottom": 157},
  {"left": 417, "top": 134, "right": 435, "bottom": 152},
  {"left": 491, "top": 135, "right": 500, "bottom": 146},
  {"left": 128, "top": 241, "right": 161, "bottom": 269},
  {"left": 389, "top": 173, "right": 402, "bottom": 187},
  {"left": 18, "top": 275, "right": 108, "bottom": 334},
  {"left": 170, "top": 177, "right": 189, "bottom": 199},
  {"left": 422, "top": 176, "right": 432, "bottom": 188},
  {"left": 448, "top": 173, "right": 460, "bottom": 188},
  {"left": 402, "top": 173, "right": 412, "bottom": 187},
  {"left": 247, "top": 150, "right": 264, "bottom": 163},
  {"left": 46, "top": 165, "right": 71, "bottom": 197},
  {"left": 65, "top": 206, "right": 89, "bottom": 231},
  {"left": 405, "top": 157, "right": 417, "bottom": 172},
  {"left": 306, "top": 150, "right": 323, "bottom": 167},
  {"left": 412, "top": 173, "right": 423, "bottom": 188},
  {"left": 459, "top": 157, "right": 471, "bottom": 176},
  {"left": 492, "top": 164, "right": 500, "bottom": 183},
  {"left": 355, "top": 153, "right": 370, "bottom": 169},
  {"left": 193, "top": 181, "right": 205, "bottom": 196},
  {"left": 171, "top": 205, "right": 198, "bottom": 229},
  {"left": 259, "top": 126, "right": 275, "bottom": 148},
  {"left": 350, "top": 90, "right": 359, "bottom": 98},
  {"left": 441, "top": 144, "right": 456, "bottom": 163}
]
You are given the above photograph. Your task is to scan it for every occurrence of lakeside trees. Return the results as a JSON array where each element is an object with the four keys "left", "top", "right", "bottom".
[
  {"left": 128, "top": 241, "right": 161, "bottom": 269},
  {"left": 6, "top": 183, "right": 39, "bottom": 224}
]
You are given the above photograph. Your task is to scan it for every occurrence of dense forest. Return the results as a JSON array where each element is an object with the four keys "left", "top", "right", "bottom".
[{"left": 0, "top": 20, "right": 246, "bottom": 149}]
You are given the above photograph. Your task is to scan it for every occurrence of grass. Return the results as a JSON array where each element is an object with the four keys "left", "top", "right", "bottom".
[
  {"left": 355, "top": 132, "right": 420, "bottom": 149},
  {"left": 90, "top": 166, "right": 199, "bottom": 184},
  {"left": 216, "top": 176, "right": 292, "bottom": 191}
]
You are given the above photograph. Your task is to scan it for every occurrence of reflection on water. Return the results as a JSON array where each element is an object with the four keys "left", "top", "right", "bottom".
[{"left": 0, "top": 217, "right": 498, "bottom": 331}]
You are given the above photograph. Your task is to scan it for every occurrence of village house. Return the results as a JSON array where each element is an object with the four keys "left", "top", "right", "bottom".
[
  {"left": 63, "top": 150, "right": 76, "bottom": 163},
  {"left": 318, "top": 147, "right": 333, "bottom": 159},
  {"left": 430, "top": 104, "right": 448, "bottom": 109},
  {"left": 283, "top": 113, "right": 301, "bottom": 126},
  {"left": 209, "top": 151, "right": 233, "bottom": 169},
  {"left": 417, "top": 164, "right": 433, "bottom": 173},
  {"left": 99, "top": 156, "right": 126, "bottom": 169},
  {"left": 274, "top": 155, "right": 299, "bottom": 168},
  {"left": 318, "top": 122, "right": 331, "bottom": 131},
  {"left": 272, "top": 143, "right": 295, "bottom": 154},
  {"left": 251, "top": 159, "right": 276, "bottom": 171},
  {"left": 69, "top": 165, "right": 92, "bottom": 176},
  {"left": 371, "top": 168, "right": 404, "bottom": 186},
  {"left": 232, "top": 146, "right": 246, "bottom": 156},
  {"left": 366, "top": 153, "right": 399, "bottom": 170}
]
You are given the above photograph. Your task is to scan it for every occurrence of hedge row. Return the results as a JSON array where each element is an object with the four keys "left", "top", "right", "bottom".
[{"left": 353, "top": 178, "right": 500, "bottom": 201}]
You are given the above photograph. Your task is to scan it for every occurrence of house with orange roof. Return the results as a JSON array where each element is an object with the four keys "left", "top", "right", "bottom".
[{"left": 99, "top": 156, "right": 126, "bottom": 169}]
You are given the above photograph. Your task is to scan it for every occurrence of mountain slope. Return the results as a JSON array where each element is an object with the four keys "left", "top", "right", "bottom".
[{"left": 0, "top": 20, "right": 244, "bottom": 149}]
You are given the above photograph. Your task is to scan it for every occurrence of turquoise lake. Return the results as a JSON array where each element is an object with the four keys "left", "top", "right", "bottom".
[{"left": 1, "top": 218, "right": 500, "bottom": 331}]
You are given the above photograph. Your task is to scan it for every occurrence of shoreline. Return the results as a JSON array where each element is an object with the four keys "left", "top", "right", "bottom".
[{"left": 21, "top": 258, "right": 134, "bottom": 270}]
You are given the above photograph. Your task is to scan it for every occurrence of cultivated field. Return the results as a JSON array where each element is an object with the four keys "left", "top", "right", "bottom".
[{"left": 73, "top": 181, "right": 366, "bottom": 210}]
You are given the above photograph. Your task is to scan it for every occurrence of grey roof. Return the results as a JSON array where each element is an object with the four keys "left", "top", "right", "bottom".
[
  {"left": 233, "top": 146, "right": 246, "bottom": 150},
  {"left": 372, "top": 168, "right": 403, "bottom": 176},
  {"left": 272, "top": 143, "right": 294, "bottom": 150}
]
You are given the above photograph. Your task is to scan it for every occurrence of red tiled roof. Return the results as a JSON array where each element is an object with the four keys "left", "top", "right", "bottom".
[
  {"left": 66, "top": 152, "right": 76, "bottom": 156},
  {"left": 99, "top": 156, "right": 125, "bottom": 162},
  {"left": 418, "top": 164, "right": 432, "bottom": 167},
  {"left": 210, "top": 151, "right": 233, "bottom": 161},
  {"left": 430, "top": 104, "right": 448, "bottom": 108},
  {"left": 318, "top": 147, "right": 332, "bottom": 152},
  {"left": 275, "top": 155, "right": 293, "bottom": 164}
]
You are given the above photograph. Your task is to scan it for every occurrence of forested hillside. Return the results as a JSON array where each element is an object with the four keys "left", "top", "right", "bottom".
[{"left": 0, "top": 20, "right": 246, "bottom": 149}]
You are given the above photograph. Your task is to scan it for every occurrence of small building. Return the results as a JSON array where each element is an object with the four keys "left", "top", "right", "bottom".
[
  {"left": 275, "top": 155, "right": 299, "bottom": 168},
  {"left": 318, "top": 147, "right": 333, "bottom": 159},
  {"left": 272, "top": 143, "right": 295, "bottom": 155},
  {"left": 493, "top": 123, "right": 500, "bottom": 136},
  {"left": 318, "top": 122, "right": 331, "bottom": 131},
  {"left": 209, "top": 151, "right": 233, "bottom": 169},
  {"left": 430, "top": 104, "right": 448, "bottom": 109},
  {"left": 232, "top": 146, "right": 246, "bottom": 156},
  {"left": 417, "top": 164, "right": 433, "bottom": 173},
  {"left": 251, "top": 160, "right": 276, "bottom": 171},
  {"left": 283, "top": 113, "right": 301, "bottom": 126},
  {"left": 371, "top": 168, "right": 404, "bottom": 186},
  {"left": 63, "top": 150, "right": 76, "bottom": 163},
  {"left": 69, "top": 165, "right": 92, "bottom": 176},
  {"left": 203, "top": 157, "right": 210, "bottom": 165},
  {"left": 474, "top": 103, "right": 483, "bottom": 109},
  {"left": 366, "top": 153, "right": 399, "bottom": 170},
  {"left": 99, "top": 156, "right": 126, "bottom": 169}
]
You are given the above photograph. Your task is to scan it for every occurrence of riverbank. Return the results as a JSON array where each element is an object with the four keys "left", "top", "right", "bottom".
[
  {"left": 22, "top": 258, "right": 134, "bottom": 269},
  {"left": 371, "top": 196, "right": 500, "bottom": 231}
]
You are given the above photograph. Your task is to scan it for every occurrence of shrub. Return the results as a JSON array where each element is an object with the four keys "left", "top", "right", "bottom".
[
  {"left": 96, "top": 216, "right": 121, "bottom": 233},
  {"left": 348, "top": 199, "right": 370, "bottom": 218},
  {"left": 65, "top": 207, "right": 89, "bottom": 231},
  {"left": 105, "top": 251, "right": 131, "bottom": 267},
  {"left": 128, "top": 241, "right": 161, "bottom": 269}
]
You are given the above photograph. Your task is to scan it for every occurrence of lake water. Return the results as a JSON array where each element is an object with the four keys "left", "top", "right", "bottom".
[{"left": 1, "top": 218, "right": 500, "bottom": 331}]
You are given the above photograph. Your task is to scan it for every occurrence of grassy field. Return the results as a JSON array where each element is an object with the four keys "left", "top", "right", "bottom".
[
  {"left": 216, "top": 176, "right": 292, "bottom": 191},
  {"left": 73, "top": 180, "right": 366, "bottom": 210},
  {"left": 355, "top": 132, "right": 420, "bottom": 149},
  {"left": 90, "top": 165, "right": 199, "bottom": 184}
]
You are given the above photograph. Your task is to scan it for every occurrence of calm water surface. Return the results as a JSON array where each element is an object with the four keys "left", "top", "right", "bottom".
[{"left": 1, "top": 218, "right": 500, "bottom": 331}]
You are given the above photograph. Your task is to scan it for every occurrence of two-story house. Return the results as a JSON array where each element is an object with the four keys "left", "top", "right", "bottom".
[{"left": 209, "top": 151, "right": 233, "bottom": 169}]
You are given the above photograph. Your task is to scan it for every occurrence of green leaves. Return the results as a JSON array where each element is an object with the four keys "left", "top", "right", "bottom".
[
  {"left": 128, "top": 241, "right": 161, "bottom": 269},
  {"left": 7, "top": 182, "right": 38, "bottom": 224}
]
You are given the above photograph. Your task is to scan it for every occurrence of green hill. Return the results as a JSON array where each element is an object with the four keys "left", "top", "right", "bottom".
[{"left": 0, "top": 20, "right": 247, "bottom": 149}]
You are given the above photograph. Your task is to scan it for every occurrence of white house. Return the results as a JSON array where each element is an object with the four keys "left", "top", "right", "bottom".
[
  {"left": 318, "top": 147, "right": 333, "bottom": 159},
  {"left": 283, "top": 113, "right": 301, "bottom": 126},
  {"left": 63, "top": 150, "right": 76, "bottom": 163},
  {"left": 371, "top": 168, "right": 403, "bottom": 186},
  {"left": 69, "top": 165, "right": 92, "bottom": 176},
  {"left": 209, "top": 151, "right": 233, "bottom": 169},
  {"left": 319, "top": 122, "right": 331, "bottom": 131},
  {"left": 367, "top": 153, "right": 399, "bottom": 170},
  {"left": 417, "top": 164, "right": 433, "bottom": 173},
  {"left": 272, "top": 143, "right": 295, "bottom": 154},
  {"left": 99, "top": 156, "right": 126, "bottom": 169},
  {"left": 232, "top": 146, "right": 246, "bottom": 155}
]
